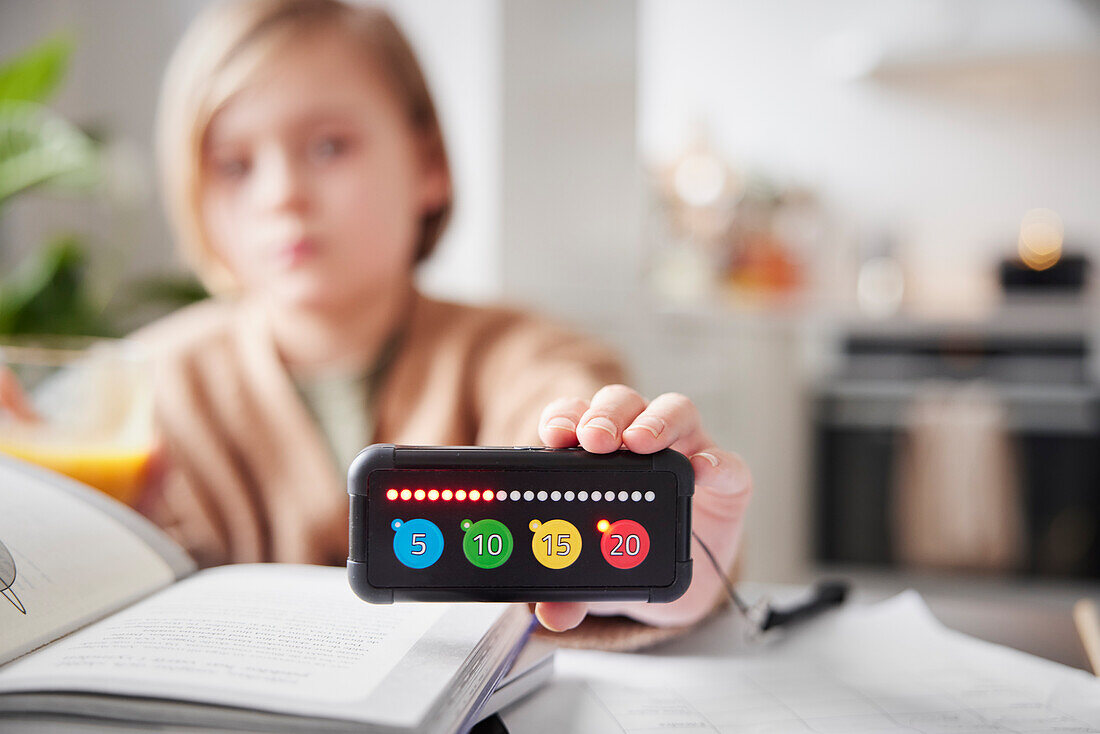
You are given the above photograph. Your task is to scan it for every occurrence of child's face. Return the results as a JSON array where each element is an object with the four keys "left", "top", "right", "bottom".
[{"left": 200, "top": 29, "right": 446, "bottom": 310}]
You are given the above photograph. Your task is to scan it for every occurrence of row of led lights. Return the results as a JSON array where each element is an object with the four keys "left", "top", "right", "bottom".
[{"left": 386, "top": 488, "right": 657, "bottom": 502}]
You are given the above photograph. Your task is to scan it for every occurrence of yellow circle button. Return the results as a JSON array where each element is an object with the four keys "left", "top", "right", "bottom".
[{"left": 529, "top": 519, "right": 582, "bottom": 569}]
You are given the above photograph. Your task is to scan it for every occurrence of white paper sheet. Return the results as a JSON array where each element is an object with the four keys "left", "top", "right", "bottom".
[{"left": 502, "top": 592, "right": 1100, "bottom": 733}]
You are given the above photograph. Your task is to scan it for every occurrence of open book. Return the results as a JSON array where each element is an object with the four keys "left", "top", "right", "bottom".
[{"left": 0, "top": 455, "right": 539, "bottom": 733}]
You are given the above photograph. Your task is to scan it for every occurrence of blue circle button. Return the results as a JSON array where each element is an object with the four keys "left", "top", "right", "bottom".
[{"left": 391, "top": 518, "right": 445, "bottom": 569}]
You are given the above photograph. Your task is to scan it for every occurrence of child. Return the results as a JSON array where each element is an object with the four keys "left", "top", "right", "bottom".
[{"left": 138, "top": 0, "right": 751, "bottom": 637}]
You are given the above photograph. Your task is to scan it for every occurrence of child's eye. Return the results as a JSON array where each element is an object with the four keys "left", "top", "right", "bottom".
[
  {"left": 212, "top": 156, "right": 251, "bottom": 180},
  {"left": 310, "top": 135, "right": 348, "bottom": 161}
]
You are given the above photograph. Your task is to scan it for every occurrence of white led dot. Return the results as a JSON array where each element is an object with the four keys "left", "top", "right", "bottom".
[
  {"left": 510, "top": 490, "right": 521, "bottom": 501},
  {"left": 644, "top": 491, "right": 655, "bottom": 502},
  {"left": 578, "top": 491, "right": 588, "bottom": 501},
  {"left": 550, "top": 491, "right": 561, "bottom": 501},
  {"left": 618, "top": 491, "right": 629, "bottom": 501},
  {"left": 564, "top": 491, "right": 575, "bottom": 501},
  {"left": 524, "top": 490, "right": 534, "bottom": 501},
  {"left": 537, "top": 490, "right": 548, "bottom": 501},
  {"left": 591, "top": 491, "right": 601, "bottom": 501},
  {"left": 632, "top": 491, "right": 642, "bottom": 501},
  {"left": 497, "top": 490, "right": 508, "bottom": 501}
]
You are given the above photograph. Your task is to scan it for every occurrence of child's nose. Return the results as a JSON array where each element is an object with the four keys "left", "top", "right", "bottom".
[{"left": 254, "top": 148, "right": 309, "bottom": 213}]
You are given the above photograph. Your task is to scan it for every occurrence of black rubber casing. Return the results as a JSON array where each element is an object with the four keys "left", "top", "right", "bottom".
[{"left": 348, "top": 445, "right": 693, "bottom": 604}]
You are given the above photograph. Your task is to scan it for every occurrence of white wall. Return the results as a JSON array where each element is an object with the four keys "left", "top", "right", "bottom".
[
  {"left": 381, "top": 0, "right": 501, "bottom": 304},
  {"left": 639, "top": 0, "right": 1100, "bottom": 315},
  {"left": 499, "top": 0, "right": 643, "bottom": 325}
]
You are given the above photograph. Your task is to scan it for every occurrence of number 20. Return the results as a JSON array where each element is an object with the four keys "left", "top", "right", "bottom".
[{"left": 609, "top": 534, "right": 640, "bottom": 556}]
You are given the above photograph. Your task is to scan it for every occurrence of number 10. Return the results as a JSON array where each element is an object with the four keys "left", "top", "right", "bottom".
[{"left": 474, "top": 533, "right": 503, "bottom": 556}]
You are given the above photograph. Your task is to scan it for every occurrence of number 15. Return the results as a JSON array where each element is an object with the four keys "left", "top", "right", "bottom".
[{"left": 542, "top": 533, "right": 570, "bottom": 556}]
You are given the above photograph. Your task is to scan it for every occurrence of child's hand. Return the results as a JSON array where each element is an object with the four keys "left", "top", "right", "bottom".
[
  {"left": 0, "top": 366, "right": 39, "bottom": 423},
  {"left": 533, "top": 384, "right": 752, "bottom": 632}
]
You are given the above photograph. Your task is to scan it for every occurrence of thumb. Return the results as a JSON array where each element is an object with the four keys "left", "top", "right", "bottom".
[{"left": 534, "top": 601, "right": 588, "bottom": 632}]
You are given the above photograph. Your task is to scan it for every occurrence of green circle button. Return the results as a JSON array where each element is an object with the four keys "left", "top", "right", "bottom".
[{"left": 461, "top": 518, "right": 514, "bottom": 569}]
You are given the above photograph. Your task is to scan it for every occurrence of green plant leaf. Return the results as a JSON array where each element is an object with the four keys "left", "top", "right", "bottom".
[
  {"left": 0, "top": 100, "right": 99, "bottom": 203},
  {"left": 0, "top": 236, "right": 115, "bottom": 337},
  {"left": 0, "top": 34, "right": 72, "bottom": 104}
]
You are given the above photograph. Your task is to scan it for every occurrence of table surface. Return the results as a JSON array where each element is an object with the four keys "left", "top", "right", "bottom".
[{"left": 658, "top": 568, "right": 1100, "bottom": 672}]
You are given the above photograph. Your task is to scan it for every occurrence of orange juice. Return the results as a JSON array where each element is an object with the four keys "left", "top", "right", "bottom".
[
  {"left": 0, "top": 441, "right": 153, "bottom": 505},
  {"left": 1, "top": 337, "right": 154, "bottom": 503}
]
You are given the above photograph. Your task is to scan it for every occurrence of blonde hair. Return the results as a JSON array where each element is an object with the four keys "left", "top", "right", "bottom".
[{"left": 156, "top": 0, "right": 452, "bottom": 294}]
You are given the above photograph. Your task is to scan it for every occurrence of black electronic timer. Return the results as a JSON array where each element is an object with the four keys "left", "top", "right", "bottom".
[{"left": 347, "top": 444, "right": 693, "bottom": 604}]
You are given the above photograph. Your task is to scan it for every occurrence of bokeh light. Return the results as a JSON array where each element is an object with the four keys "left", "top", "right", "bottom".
[{"left": 1018, "top": 208, "right": 1063, "bottom": 271}]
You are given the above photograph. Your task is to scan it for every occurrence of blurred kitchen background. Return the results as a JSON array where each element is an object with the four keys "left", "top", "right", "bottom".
[{"left": 3, "top": 0, "right": 1100, "bottom": 603}]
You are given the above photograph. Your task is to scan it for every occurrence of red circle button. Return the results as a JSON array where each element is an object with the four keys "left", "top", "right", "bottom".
[{"left": 599, "top": 519, "right": 650, "bottom": 569}]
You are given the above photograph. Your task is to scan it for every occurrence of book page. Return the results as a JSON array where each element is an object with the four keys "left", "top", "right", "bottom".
[
  {"left": 0, "top": 456, "right": 184, "bottom": 666},
  {"left": 502, "top": 592, "right": 1100, "bottom": 733},
  {"left": 0, "top": 565, "right": 511, "bottom": 726}
]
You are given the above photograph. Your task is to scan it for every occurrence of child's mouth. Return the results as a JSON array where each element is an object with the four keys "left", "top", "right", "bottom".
[{"left": 277, "top": 238, "right": 317, "bottom": 267}]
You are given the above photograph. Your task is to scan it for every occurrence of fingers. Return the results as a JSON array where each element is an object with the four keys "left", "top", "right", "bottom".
[
  {"left": 538, "top": 397, "right": 590, "bottom": 448},
  {"left": 621, "top": 392, "right": 701, "bottom": 454},
  {"left": 576, "top": 384, "right": 646, "bottom": 453},
  {"left": 534, "top": 601, "right": 589, "bottom": 632},
  {"left": 0, "top": 366, "right": 39, "bottom": 423},
  {"left": 134, "top": 438, "right": 170, "bottom": 514},
  {"left": 539, "top": 388, "right": 712, "bottom": 459}
]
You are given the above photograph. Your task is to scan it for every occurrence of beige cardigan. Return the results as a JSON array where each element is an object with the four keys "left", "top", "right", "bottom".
[{"left": 135, "top": 291, "right": 625, "bottom": 568}]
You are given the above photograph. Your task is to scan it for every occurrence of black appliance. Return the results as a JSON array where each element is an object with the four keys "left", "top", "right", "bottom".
[{"left": 814, "top": 321, "right": 1100, "bottom": 578}]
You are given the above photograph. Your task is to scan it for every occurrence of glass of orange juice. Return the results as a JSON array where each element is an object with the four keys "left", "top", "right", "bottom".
[{"left": 0, "top": 337, "right": 154, "bottom": 505}]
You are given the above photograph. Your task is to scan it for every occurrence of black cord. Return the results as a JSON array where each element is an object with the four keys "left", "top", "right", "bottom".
[
  {"left": 691, "top": 530, "right": 849, "bottom": 632},
  {"left": 691, "top": 530, "right": 752, "bottom": 616}
]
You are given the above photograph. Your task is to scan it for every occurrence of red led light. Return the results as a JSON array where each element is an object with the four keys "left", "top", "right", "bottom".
[{"left": 394, "top": 487, "right": 508, "bottom": 501}]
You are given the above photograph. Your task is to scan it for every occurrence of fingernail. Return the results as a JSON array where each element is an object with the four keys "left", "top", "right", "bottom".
[
  {"left": 582, "top": 417, "right": 618, "bottom": 439},
  {"left": 690, "top": 451, "right": 717, "bottom": 468},
  {"left": 545, "top": 417, "right": 576, "bottom": 432},
  {"left": 628, "top": 417, "right": 665, "bottom": 438}
]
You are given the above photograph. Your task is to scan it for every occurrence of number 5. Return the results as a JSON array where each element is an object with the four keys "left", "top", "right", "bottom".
[
  {"left": 556, "top": 534, "right": 571, "bottom": 556},
  {"left": 410, "top": 533, "right": 427, "bottom": 555}
]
